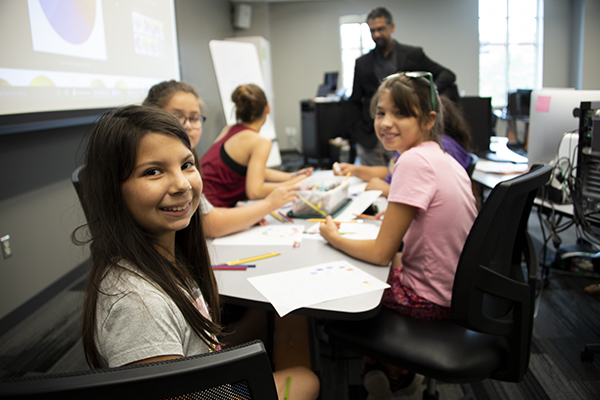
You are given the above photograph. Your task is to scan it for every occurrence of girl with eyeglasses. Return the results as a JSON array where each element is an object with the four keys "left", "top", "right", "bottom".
[
  {"left": 199, "top": 84, "right": 313, "bottom": 208},
  {"left": 319, "top": 73, "right": 477, "bottom": 399},
  {"left": 143, "top": 81, "right": 300, "bottom": 238}
]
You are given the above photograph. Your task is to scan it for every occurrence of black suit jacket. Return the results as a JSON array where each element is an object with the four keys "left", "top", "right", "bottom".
[{"left": 347, "top": 41, "right": 457, "bottom": 149}]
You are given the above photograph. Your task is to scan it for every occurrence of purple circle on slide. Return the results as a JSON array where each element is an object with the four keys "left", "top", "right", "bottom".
[{"left": 39, "top": 0, "right": 95, "bottom": 45}]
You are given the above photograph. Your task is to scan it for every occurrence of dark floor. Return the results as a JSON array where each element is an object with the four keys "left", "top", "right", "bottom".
[{"left": 1, "top": 184, "right": 600, "bottom": 399}]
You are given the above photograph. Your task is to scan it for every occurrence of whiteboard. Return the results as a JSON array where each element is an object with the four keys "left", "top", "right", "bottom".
[{"left": 209, "top": 40, "right": 281, "bottom": 166}]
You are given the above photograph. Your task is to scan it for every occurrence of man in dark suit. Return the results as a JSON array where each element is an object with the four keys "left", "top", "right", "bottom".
[{"left": 348, "top": 7, "right": 458, "bottom": 166}]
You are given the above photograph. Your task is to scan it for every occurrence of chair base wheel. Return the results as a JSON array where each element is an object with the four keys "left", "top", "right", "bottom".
[
  {"left": 581, "top": 350, "right": 595, "bottom": 362},
  {"left": 423, "top": 389, "right": 439, "bottom": 400},
  {"left": 581, "top": 344, "right": 600, "bottom": 362}
]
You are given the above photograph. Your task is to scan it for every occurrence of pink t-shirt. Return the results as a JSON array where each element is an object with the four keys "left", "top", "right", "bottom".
[{"left": 388, "top": 141, "right": 477, "bottom": 307}]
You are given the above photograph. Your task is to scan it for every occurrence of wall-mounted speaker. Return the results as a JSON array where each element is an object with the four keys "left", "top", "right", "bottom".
[{"left": 233, "top": 3, "right": 252, "bottom": 29}]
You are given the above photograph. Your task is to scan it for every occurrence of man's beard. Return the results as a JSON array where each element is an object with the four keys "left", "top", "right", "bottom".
[{"left": 375, "top": 38, "right": 389, "bottom": 50}]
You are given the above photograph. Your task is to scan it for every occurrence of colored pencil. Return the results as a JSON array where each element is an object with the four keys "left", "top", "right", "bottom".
[
  {"left": 220, "top": 252, "right": 281, "bottom": 266},
  {"left": 212, "top": 264, "right": 255, "bottom": 268},
  {"left": 297, "top": 194, "right": 327, "bottom": 216},
  {"left": 284, "top": 376, "right": 291, "bottom": 400},
  {"left": 307, "top": 219, "right": 363, "bottom": 223},
  {"left": 278, "top": 211, "right": 294, "bottom": 223},
  {"left": 353, "top": 213, "right": 379, "bottom": 220},
  {"left": 270, "top": 211, "right": 286, "bottom": 223},
  {"left": 212, "top": 266, "right": 247, "bottom": 271}
]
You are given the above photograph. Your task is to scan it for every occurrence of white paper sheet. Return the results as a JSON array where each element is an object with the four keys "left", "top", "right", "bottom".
[
  {"left": 336, "top": 190, "right": 382, "bottom": 220},
  {"left": 247, "top": 260, "right": 390, "bottom": 317},
  {"left": 475, "top": 159, "right": 529, "bottom": 174},
  {"left": 303, "top": 222, "right": 381, "bottom": 241},
  {"left": 212, "top": 224, "right": 304, "bottom": 246}
]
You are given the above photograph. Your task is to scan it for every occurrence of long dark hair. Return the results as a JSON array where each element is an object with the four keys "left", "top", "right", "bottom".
[
  {"left": 440, "top": 95, "right": 472, "bottom": 152},
  {"left": 73, "top": 105, "right": 222, "bottom": 368}
]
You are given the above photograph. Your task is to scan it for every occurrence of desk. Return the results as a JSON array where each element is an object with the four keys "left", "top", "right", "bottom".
[
  {"left": 208, "top": 212, "right": 388, "bottom": 375},
  {"left": 208, "top": 216, "right": 389, "bottom": 321},
  {"left": 471, "top": 169, "right": 521, "bottom": 189}
]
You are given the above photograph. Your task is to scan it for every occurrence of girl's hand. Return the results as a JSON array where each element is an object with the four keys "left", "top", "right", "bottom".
[
  {"left": 374, "top": 210, "right": 386, "bottom": 220},
  {"left": 336, "top": 163, "right": 355, "bottom": 176},
  {"left": 365, "top": 177, "right": 390, "bottom": 197},
  {"left": 265, "top": 184, "right": 300, "bottom": 209},
  {"left": 318, "top": 215, "right": 341, "bottom": 243},
  {"left": 293, "top": 167, "right": 313, "bottom": 177},
  {"left": 257, "top": 218, "right": 268, "bottom": 226}
]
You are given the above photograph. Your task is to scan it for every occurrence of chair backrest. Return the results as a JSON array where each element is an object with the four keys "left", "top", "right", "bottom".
[
  {"left": 0, "top": 340, "right": 277, "bottom": 400},
  {"left": 466, "top": 152, "right": 479, "bottom": 177},
  {"left": 71, "top": 165, "right": 89, "bottom": 221},
  {"left": 459, "top": 96, "right": 493, "bottom": 155},
  {"left": 451, "top": 164, "right": 552, "bottom": 382}
]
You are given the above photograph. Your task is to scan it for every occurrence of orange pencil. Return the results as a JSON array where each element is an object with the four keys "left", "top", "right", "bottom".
[{"left": 353, "top": 213, "right": 379, "bottom": 220}]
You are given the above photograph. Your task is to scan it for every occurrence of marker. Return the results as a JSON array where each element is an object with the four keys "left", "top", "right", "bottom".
[
  {"left": 297, "top": 194, "right": 327, "bottom": 216},
  {"left": 332, "top": 162, "right": 341, "bottom": 174},
  {"left": 278, "top": 211, "right": 294, "bottom": 223},
  {"left": 219, "top": 252, "right": 281, "bottom": 266}
]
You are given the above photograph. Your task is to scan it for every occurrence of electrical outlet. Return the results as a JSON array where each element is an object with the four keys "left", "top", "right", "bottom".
[{"left": 1, "top": 235, "right": 12, "bottom": 259}]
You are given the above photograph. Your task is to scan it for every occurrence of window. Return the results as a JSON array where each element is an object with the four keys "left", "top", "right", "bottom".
[
  {"left": 479, "top": 0, "right": 543, "bottom": 108},
  {"left": 339, "top": 15, "right": 374, "bottom": 95}
]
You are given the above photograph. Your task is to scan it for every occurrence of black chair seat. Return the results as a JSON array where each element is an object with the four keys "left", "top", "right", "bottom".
[{"left": 326, "top": 308, "right": 506, "bottom": 383}]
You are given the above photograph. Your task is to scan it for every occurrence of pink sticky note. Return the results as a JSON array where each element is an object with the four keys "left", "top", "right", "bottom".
[{"left": 536, "top": 96, "right": 551, "bottom": 112}]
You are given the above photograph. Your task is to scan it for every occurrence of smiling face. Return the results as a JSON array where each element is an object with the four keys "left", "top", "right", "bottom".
[
  {"left": 163, "top": 91, "right": 203, "bottom": 147},
  {"left": 374, "top": 91, "right": 435, "bottom": 154},
  {"left": 368, "top": 16, "right": 395, "bottom": 52},
  {"left": 121, "top": 132, "right": 202, "bottom": 249}
]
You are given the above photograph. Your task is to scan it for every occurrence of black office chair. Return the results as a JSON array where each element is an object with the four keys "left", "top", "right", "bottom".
[
  {"left": 0, "top": 340, "right": 278, "bottom": 400},
  {"left": 466, "top": 152, "right": 479, "bottom": 177},
  {"left": 325, "top": 164, "right": 552, "bottom": 400},
  {"left": 71, "top": 164, "right": 89, "bottom": 221}
]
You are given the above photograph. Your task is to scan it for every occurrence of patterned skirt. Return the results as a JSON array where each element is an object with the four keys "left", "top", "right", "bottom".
[{"left": 382, "top": 267, "right": 451, "bottom": 321}]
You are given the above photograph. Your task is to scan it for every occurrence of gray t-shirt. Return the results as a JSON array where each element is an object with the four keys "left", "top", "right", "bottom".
[
  {"left": 96, "top": 260, "right": 211, "bottom": 368},
  {"left": 200, "top": 194, "right": 214, "bottom": 215}
]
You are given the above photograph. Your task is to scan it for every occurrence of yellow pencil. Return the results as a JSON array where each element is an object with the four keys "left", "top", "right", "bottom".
[
  {"left": 297, "top": 194, "right": 327, "bottom": 216},
  {"left": 308, "top": 219, "right": 363, "bottom": 223},
  {"left": 220, "top": 252, "right": 281, "bottom": 266},
  {"left": 270, "top": 211, "right": 286, "bottom": 223}
]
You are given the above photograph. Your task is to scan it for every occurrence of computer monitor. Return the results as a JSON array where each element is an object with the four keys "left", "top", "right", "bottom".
[
  {"left": 527, "top": 88, "right": 600, "bottom": 166},
  {"left": 459, "top": 96, "right": 493, "bottom": 155},
  {"left": 507, "top": 89, "right": 532, "bottom": 118},
  {"left": 324, "top": 72, "right": 338, "bottom": 92}
]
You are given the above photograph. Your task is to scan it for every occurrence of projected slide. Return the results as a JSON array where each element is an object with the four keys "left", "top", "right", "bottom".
[
  {"left": 0, "top": 0, "right": 180, "bottom": 117},
  {"left": 28, "top": 0, "right": 107, "bottom": 60},
  {"left": 40, "top": 0, "right": 95, "bottom": 44}
]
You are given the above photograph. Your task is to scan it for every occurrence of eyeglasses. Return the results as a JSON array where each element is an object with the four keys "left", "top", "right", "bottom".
[
  {"left": 383, "top": 71, "right": 436, "bottom": 112},
  {"left": 173, "top": 113, "right": 206, "bottom": 127},
  {"left": 369, "top": 26, "right": 390, "bottom": 35}
]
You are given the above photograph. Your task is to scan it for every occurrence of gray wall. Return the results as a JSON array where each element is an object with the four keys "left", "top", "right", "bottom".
[
  {"left": 0, "top": 0, "right": 235, "bottom": 321},
  {"left": 266, "top": 0, "right": 479, "bottom": 150},
  {"left": 0, "top": 0, "right": 597, "bottom": 321}
]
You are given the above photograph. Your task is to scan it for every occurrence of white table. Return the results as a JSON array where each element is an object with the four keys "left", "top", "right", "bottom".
[{"left": 208, "top": 215, "right": 389, "bottom": 321}]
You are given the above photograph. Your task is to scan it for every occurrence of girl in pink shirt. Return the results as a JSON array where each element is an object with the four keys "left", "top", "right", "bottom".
[{"left": 319, "top": 72, "right": 477, "bottom": 399}]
